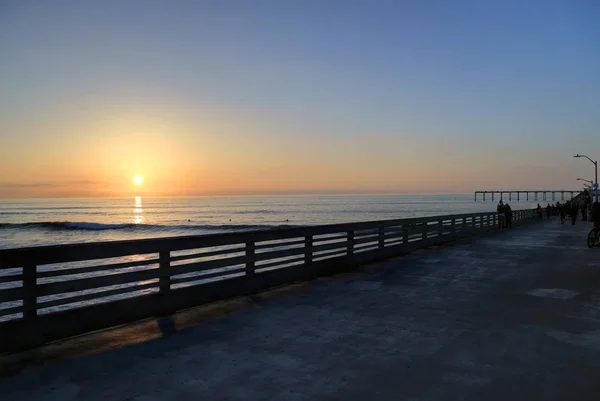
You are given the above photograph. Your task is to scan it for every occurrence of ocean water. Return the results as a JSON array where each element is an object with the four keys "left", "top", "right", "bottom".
[{"left": 0, "top": 194, "right": 539, "bottom": 250}]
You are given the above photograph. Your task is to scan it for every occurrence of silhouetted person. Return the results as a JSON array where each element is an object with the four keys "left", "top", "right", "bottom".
[
  {"left": 536, "top": 204, "right": 542, "bottom": 219},
  {"left": 505, "top": 203, "right": 513, "bottom": 228},
  {"left": 546, "top": 203, "right": 551, "bottom": 220},
  {"left": 570, "top": 202, "right": 578, "bottom": 225},
  {"left": 497, "top": 201, "right": 505, "bottom": 232},
  {"left": 581, "top": 203, "right": 587, "bottom": 221},
  {"left": 559, "top": 202, "right": 566, "bottom": 224}
]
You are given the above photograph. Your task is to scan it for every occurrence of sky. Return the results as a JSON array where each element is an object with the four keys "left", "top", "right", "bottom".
[{"left": 1, "top": 0, "right": 599, "bottom": 198}]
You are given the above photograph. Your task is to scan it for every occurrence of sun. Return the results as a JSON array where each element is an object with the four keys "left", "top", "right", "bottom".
[{"left": 133, "top": 176, "right": 144, "bottom": 186}]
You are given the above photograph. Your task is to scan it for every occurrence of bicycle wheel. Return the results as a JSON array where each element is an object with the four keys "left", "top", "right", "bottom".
[{"left": 588, "top": 229, "right": 598, "bottom": 248}]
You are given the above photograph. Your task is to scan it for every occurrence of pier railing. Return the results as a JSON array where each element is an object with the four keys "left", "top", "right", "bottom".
[{"left": 0, "top": 209, "right": 538, "bottom": 353}]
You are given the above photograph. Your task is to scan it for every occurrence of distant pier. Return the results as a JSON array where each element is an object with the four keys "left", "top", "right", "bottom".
[{"left": 474, "top": 190, "right": 579, "bottom": 202}]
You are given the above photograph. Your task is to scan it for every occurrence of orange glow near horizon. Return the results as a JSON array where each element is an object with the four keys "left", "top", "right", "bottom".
[{"left": 0, "top": 103, "right": 591, "bottom": 199}]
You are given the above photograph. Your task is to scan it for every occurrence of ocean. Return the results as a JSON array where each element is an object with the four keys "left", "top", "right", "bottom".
[{"left": 0, "top": 194, "right": 538, "bottom": 250}]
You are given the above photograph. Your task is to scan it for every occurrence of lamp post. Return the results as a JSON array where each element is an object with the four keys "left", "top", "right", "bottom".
[{"left": 574, "top": 154, "right": 598, "bottom": 203}]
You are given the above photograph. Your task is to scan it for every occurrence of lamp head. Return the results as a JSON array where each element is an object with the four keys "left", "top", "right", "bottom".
[{"left": 574, "top": 154, "right": 581, "bottom": 158}]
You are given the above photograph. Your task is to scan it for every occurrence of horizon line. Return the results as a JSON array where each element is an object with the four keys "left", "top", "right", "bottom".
[{"left": 0, "top": 192, "right": 482, "bottom": 201}]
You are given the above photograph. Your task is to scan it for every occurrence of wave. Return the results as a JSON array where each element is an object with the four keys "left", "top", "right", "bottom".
[{"left": 0, "top": 222, "right": 300, "bottom": 232}]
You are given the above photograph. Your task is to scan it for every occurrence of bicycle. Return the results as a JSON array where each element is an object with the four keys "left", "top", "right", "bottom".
[{"left": 587, "top": 227, "right": 600, "bottom": 248}]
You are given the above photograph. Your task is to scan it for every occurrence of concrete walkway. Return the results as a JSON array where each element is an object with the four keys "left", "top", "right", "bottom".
[{"left": 1, "top": 218, "right": 600, "bottom": 400}]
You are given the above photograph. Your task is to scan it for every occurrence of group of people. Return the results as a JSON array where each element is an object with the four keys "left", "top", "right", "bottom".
[
  {"left": 532, "top": 200, "right": 600, "bottom": 228},
  {"left": 503, "top": 199, "right": 600, "bottom": 231},
  {"left": 496, "top": 200, "right": 513, "bottom": 231},
  {"left": 539, "top": 201, "right": 589, "bottom": 225}
]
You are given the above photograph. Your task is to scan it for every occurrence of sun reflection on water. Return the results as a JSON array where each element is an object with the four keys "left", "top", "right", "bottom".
[{"left": 133, "top": 196, "right": 144, "bottom": 224}]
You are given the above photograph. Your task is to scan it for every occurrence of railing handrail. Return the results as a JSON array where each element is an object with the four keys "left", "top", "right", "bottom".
[
  {"left": 0, "top": 208, "right": 539, "bottom": 353},
  {"left": 0, "top": 210, "right": 530, "bottom": 268}
]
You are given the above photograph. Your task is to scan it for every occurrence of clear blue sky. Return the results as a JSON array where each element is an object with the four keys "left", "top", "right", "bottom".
[{"left": 1, "top": 0, "right": 599, "bottom": 197}]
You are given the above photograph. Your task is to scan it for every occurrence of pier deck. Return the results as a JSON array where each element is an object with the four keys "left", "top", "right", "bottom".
[{"left": 2, "top": 219, "right": 600, "bottom": 400}]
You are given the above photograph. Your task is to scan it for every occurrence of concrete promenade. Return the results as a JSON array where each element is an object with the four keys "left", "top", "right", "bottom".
[{"left": 1, "top": 218, "right": 600, "bottom": 400}]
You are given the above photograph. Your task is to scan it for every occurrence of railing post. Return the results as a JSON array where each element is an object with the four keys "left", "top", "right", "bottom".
[
  {"left": 305, "top": 235, "right": 313, "bottom": 264},
  {"left": 472, "top": 215, "right": 477, "bottom": 229},
  {"left": 23, "top": 262, "right": 37, "bottom": 321},
  {"left": 486, "top": 214, "right": 491, "bottom": 227},
  {"left": 159, "top": 251, "right": 170, "bottom": 294},
  {"left": 451, "top": 218, "right": 456, "bottom": 233},
  {"left": 378, "top": 227, "right": 385, "bottom": 248},
  {"left": 246, "top": 240, "right": 255, "bottom": 276},
  {"left": 402, "top": 225, "right": 409, "bottom": 245},
  {"left": 437, "top": 220, "right": 443, "bottom": 236},
  {"left": 462, "top": 217, "right": 467, "bottom": 229},
  {"left": 422, "top": 223, "right": 427, "bottom": 240},
  {"left": 347, "top": 230, "right": 355, "bottom": 256}
]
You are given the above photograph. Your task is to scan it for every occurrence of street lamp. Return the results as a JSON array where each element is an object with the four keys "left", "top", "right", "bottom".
[
  {"left": 577, "top": 178, "right": 594, "bottom": 185},
  {"left": 574, "top": 154, "right": 599, "bottom": 203},
  {"left": 577, "top": 179, "right": 593, "bottom": 193}
]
